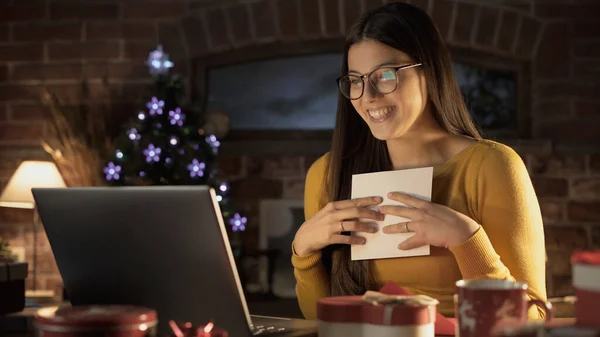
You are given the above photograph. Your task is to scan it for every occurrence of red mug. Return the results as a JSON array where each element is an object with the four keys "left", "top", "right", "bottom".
[{"left": 454, "top": 279, "right": 552, "bottom": 337}]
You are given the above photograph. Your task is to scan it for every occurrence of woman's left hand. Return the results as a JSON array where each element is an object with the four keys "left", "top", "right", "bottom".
[{"left": 379, "top": 192, "right": 481, "bottom": 250}]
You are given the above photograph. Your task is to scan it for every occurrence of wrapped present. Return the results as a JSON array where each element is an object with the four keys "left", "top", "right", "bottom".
[
  {"left": 0, "top": 261, "right": 28, "bottom": 315},
  {"left": 379, "top": 281, "right": 456, "bottom": 335},
  {"left": 572, "top": 250, "right": 600, "bottom": 329},
  {"left": 317, "top": 290, "right": 439, "bottom": 337},
  {"left": 34, "top": 305, "right": 158, "bottom": 337}
]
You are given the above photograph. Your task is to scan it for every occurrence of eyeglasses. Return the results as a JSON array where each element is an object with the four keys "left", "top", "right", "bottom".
[{"left": 337, "top": 63, "right": 423, "bottom": 100}]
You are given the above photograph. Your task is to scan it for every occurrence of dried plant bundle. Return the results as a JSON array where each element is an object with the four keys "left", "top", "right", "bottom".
[{"left": 41, "top": 86, "right": 114, "bottom": 187}]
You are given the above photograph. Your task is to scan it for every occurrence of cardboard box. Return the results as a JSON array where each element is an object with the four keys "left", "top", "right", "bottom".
[{"left": 0, "top": 262, "right": 28, "bottom": 315}]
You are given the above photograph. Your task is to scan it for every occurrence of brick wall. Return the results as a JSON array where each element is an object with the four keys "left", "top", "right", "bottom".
[{"left": 0, "top": 0, "right": 598, "bottom": 298}]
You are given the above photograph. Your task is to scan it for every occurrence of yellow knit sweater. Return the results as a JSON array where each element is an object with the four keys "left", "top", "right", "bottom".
[{"left": 292, "top": 139, "right": 548, "bottom": 320}]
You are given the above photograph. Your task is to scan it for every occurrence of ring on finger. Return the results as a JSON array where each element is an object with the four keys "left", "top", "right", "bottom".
[{"left": 405, "top": 223, "right": 410, "bottom": 232}]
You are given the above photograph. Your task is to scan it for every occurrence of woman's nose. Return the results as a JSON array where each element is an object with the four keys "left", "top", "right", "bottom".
[{"left": 362, "top": 81, "right": 381, "bottom": 102}]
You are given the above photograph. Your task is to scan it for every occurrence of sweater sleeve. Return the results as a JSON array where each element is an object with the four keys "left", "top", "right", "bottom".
[
  {"left": 448, "top": 143, "right": 548, "bottom": 319},
  {"left": 291, "top": 153, "right": 331, "bottom": 320}
]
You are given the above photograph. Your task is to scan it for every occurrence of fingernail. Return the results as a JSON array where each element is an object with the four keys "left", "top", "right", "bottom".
[
  {"left": 361, "top": 238, "right": 367, "bottom": 244},
  {"left": 371, "top": 224, "right": 378, "bottom": 233},
  {"left": 398, "top": 243, "right": 406, "bottom": 250},
  {"left": 382, "top": 226, "right": 388, "bottom": 234},
  {"left": 388, "top": 192, "right": 395, "bottom": 197},
  {"left": 379, "top": 214, "right": 385, "bottom": 221},
  {"left": 374, "top": 196, "right": 383, "bottom": 202}
]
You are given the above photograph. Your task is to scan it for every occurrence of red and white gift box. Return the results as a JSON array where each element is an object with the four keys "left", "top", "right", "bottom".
[
  {"left": 572, "top": 250, "right": 600, "bottom": 329},
  {"left": 317, "top": 290, "right": 439, "bottom": 337}
]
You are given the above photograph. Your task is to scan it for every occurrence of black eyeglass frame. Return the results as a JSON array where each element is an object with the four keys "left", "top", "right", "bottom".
[{"left": 336, "top": 63, "right": 423, "bottom": 100}]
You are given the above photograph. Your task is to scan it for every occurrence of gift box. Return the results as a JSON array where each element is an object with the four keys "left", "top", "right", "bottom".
[
  {"left": 317, "top": 290, "right": 439, "bottom": 337},
  {"left": 0, "top": 261, "right": 28, "bottom": 315},
  {"left": 572, "top": 250, "right": 600, "bottom": 329},
  {"left": 34, "top": 305, "right": 158, "bottom": 337}
]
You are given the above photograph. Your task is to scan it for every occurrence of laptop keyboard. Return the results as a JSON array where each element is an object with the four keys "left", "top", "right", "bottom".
[{"left": 250, "top": 324, "right": 287, "bottom": 335}]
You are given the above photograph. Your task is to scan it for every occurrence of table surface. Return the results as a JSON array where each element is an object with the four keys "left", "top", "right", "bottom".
[
  {"left": 1, "top": 306, "right": 321, "bottom": 337},
  {"left": 1, "top": 304, "right": 576, "bottom": 337}
]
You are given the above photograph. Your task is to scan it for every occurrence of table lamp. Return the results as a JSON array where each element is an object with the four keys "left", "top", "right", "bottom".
[{"left": 0, "top": 160, "right": 66, "bottom": 290}]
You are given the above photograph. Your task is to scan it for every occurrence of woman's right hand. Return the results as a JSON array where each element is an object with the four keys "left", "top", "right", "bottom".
[{"left": 292, "top": 196, "right": 384, "bottom": 257}]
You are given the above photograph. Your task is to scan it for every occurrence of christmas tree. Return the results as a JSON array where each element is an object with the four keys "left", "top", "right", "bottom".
[{"left": 102, "top": 45, "right": 247, "bottom": 233}]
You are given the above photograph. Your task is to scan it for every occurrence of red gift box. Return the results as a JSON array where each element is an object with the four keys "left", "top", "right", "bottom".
[
  {"left": 34, "top": 305, "right": 158, "bottom": 337},
  {"left": 317, "top": 282, "right": 455, "bottom": 337},
  {"left": 379, "top": 281, "right": 456, "bottom": 336},
  {"left": 572, "top": 250, "right": 600, "bottom": 329}
]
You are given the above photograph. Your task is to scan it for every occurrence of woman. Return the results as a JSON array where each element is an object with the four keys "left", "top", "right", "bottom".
[{"left": 292, "top": 2, "right": 547, "bottom": 320}]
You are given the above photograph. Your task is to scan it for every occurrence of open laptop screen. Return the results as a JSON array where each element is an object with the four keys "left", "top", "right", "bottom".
[{"left": 32, "top": 186, "right": 253, "bottom": 337}]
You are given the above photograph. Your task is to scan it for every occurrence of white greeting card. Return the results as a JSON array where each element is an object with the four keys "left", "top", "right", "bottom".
[{"left": 350, "top": 167, "right": 433, "bottom": 260}]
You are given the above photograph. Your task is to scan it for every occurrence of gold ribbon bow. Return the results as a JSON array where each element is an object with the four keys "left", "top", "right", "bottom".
[
  {"left": 362, "top": 290, "right": 439, "bottom": 306},
  {"left": 362, "top": 291, "right": 439, "bottom": 325}
]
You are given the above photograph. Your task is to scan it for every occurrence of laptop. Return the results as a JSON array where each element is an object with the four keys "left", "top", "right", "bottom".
[{"left": 32, "top": 186, "right": 317, "bottom": 337}]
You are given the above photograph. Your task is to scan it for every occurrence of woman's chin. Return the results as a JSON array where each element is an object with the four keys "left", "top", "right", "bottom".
[
  {"left": 365, "top": 115, "right": 406, "bottom": 141},
  {"left": 367, "top": 122, "right": 404, "bottom": 141},
  {"left": 369, "top": 129, "right": 396, "bottom": 141}
]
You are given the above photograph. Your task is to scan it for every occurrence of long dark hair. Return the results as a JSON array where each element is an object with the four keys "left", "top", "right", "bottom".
[{"left": 323, "top": 2, "right": 482, "bottom": 296}]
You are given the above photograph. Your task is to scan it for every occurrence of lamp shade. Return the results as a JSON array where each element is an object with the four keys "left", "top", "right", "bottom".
[{"left": 0, "top": 161, "right": 66, "bottom": 209}]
